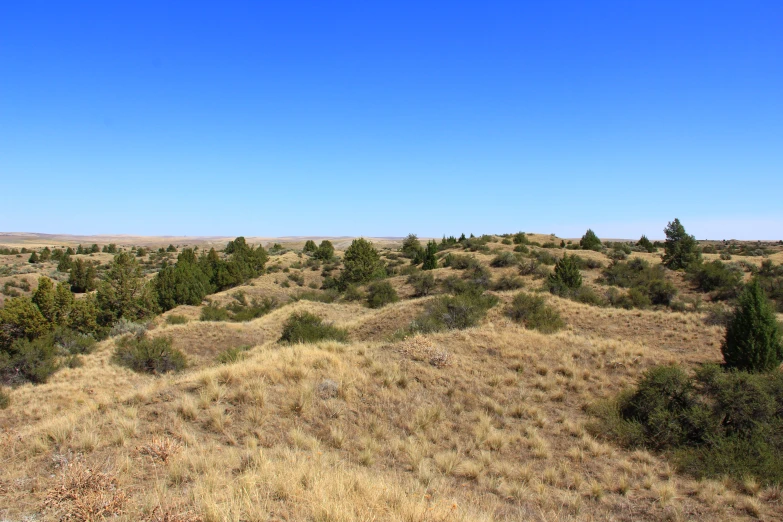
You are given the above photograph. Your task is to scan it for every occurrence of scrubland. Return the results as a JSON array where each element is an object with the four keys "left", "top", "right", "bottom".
[{"left": 1, "top": 230, "right": 782, "bottom": 521}]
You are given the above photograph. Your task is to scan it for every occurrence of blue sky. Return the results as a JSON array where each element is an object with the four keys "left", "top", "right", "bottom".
[{"left": 1, "top": 1, "right": 781, "bottom": 239}]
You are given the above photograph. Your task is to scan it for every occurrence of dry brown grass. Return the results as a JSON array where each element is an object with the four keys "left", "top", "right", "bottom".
[{"left": 2, "top": 234, "right": 782, "bottom": 521}]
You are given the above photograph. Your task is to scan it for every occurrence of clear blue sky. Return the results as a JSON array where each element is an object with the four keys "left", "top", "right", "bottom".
[{"left": 1, "top": 1, "right": 781, "bottom": 239}]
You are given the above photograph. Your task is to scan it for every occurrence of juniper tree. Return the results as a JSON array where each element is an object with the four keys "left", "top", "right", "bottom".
[
  {"left": 722, "top": 279, "right": 783, "bottom": 372},
  {"left": 580, "top": 229, "right": 602, "bottom": 251},
  {"left": 548, "top": 254, "right": 583, "bottom": 295},
  {"left": 314, "top": 240, "right": 335, "bottom": 261},
  {"left": 422, "top": 240, "right": 439, "bottom": 270},
  {"left": 303, "top": 240, "right": 318, "bottom": 253},
  {"left": 339, "top": 238, "right": 385, "bottom": 289}
]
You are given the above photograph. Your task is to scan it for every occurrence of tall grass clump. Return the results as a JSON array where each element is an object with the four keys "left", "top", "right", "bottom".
[{"left": 278, "top": 312, "right": 349, "bottom": 344}]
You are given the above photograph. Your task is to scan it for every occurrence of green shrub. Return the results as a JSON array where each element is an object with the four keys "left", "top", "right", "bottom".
[
  {"left": 166, "top": 314, "right": 189, "bottom": 325},
  {"left": 0, "top": 387, "right": 9, "bottom": 409},
  {"left": 597, "top": 364, "right": 783, "bottom": 484},
  {"left": 443, "top": 253, "right": 479, "bottom": 270},
  {"left": 490, "top": 252, "right": 518, "bottom": 268},
  {"left": 217, "top": 345, "right": 252, "bottom": 364},
  {"left": 492, "top": 275, "right": 525, "bottom": 291},
  {"left": 294, "top": 289, "right": 339, "bottom": 303},
  {"left": 687, "top": 260, "right": 743, "bottom": 299},
  {"left": 314, "top": 240, "right": 335, "bottom": 261},
  {"left": 200, "top": 303, "right": 230, "bottom": 321},
  {"left": 401, "top": 234, "right": 423, "bottom": 259},
  {"left": 512, "top": 232, "right": 529, "bottom": 245},
  {"left": 408, "top": 291, "right": 498, "bottom": 334},
  {"left": 506, "top": 293, "right": 564, "bottom": 333},
  {"left": 532, "top": 250, "right": 557, "bottom": 266},
  {"left": 278, "top": 312, "right": 348, "bottom": 344},
  {"left": 367, "top": 281, "right": 399, "bottom": 309},
  {"left": 722, "top": 280, "right": 783, "bottom": 373},
  {"left": 112, "top": 335, "right": 186, "bottom": 374},
  {"left": 570, "top": 286, "right": 606, "bottom": 306},
  {"left": 513, "top": 244, "right": 530, "bottom": 254},
  {"left": 1, "top": 336, "right": 60, "bottom": 384},
  {"left": 637, "top": 235, "right": 656, "bottom": 253},
  {"left": 407, "top": 272, "right": 437, "bottom": 297},
  {"left": 303, "top": 240, "right": 318, "bottom": 253}
]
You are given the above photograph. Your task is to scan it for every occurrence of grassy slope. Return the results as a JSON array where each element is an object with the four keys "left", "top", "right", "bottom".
[{"left": 1, "top": 238, "right": 782, "bottom": 521}]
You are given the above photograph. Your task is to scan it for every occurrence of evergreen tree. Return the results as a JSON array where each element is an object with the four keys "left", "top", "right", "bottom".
[
  {"left": 340, "top": 238, "right": 384, "bottom": 288},
  {"left": 154, "top": 248, "right": 213, "bottom": 311},
  {"left": 53, "top": 281, "right": 75, "bottom": 325},
  {"left": 69, "top": 259, "right": 97, "bottom": 293},
  {"left": 76, "top": 245, "right": 85, "bottom": 255},
  {"left": 548, "top": 254, "right": 583, "bottom": 294},
  {"left": 0, "top": 297, "right": 50, "bottom": 350},
  {"left": 90, "top": 244, "right": 100, "bottom": 253},
  {"left": 722, "top": 279, "right": 783, "bottom": 372},
  {"left": 39, "top": 247, "right": 51, "bottom": 262},
  {"left": 422, "top": 240, "right": 439, "bottom": 270},
  {"left": 401, "top": 234, "right": 423, "bottom": 259},
  {"left": 28, "top": 251, "right": 39, "bottom": 264},
  {"left": 96, "top": 252, "right": 158, "bottom": 325},
  {"left": 166, "top": 244, "right": 177, "bottom": 252},
  {"left": 57, "top": 254, "right": 73, "bottom": 272},
  {"left": 65, "top": 247, "right": 75, "bottom": 256},
  {"left": 303, "top": 240, "right": 318, "bottom": 253},
  {"left": 580, "top": 229, "right": 602, "bottom": 251},
  {"left": 314, "top": 240, "right": 335, "bottom": 261},
  {"left": 32, "top": 277, "right": 56, "bottom": 324},
  {"left": 662, "top": 218, "right": 701, "bottom": 270}
]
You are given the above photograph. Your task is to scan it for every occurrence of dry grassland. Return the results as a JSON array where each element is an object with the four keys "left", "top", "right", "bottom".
[{"left": 1, "top": 235, "right": 782, "bottom": 521}]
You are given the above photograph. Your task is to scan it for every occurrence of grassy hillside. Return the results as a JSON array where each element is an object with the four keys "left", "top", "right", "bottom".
[{"left": 1, "top": 232, "right": 782, "bottom": 521}]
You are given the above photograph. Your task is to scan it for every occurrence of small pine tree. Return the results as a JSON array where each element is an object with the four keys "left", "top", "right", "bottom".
[
  {"left": 28, "top": 251, "right": 39, "bottom": 264},
  {"left": 39, "top": 247, "right": 51, "bottom": 262},
  {"left": 548, "top": 254, "right": 583, "bottom": 294},
  {"left": 166, "top": 244, "right": 177, "bottom": 252},
  {"left": 662, "top": 218, "right": 701, "bottom": 270},
  {"left": 722, "top": 279, "right": 783, "bottom": 372},
  {"left": 422, "top": 241, "right": 438, "bottom": 270},
  {"left": 580, "top": 229, "right": 602, "bottom": 251}
]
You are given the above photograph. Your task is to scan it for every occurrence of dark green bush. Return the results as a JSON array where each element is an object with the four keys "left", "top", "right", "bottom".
[
  {"left": 601, "top": 259, "right": 677, "bottom": 306},
  {"left": 303, "top": 240, "right": 318, "bottom": 253},
  {"left": 512, "top": 232, "right": 530, "bottom": 245},
  {"left": 490, "top": 252, "right": 518, "bottom": 268},
  {"left": 597, "top": 364, "right": 783, "bottom": 484},
  {"left": 443, "top": 254, "right": 480, "bottom": 270},
  {"left": 401, "top": 234, "right": 423, "bottom": 259},
  {"left": 112, "top": 335, "right": 186, "bottom": 374},
  {"left": 637, "top": 235, "right": 656, "bottom": 253},
  {"left": 1, "top": 336, "right": 59, "bottom": 384},
  {"left": 408, "top": 291, "right": 498, "bottom": 334},
  {"left": 506, "top": 293, "right": 564, "bottom": 333},
  {"left": 278, "top": 312, "right": 348, "bottom": 344},
  {"left": 722, "top": 280, "right": 783, "bottom": 373},
  {"left": 687, "top": 260, "right": 743, "bottom": 298},
  {"left": 367, "top": 281, "right": 399, "bottom": 309},
  {"left": 569, "top": 286, "right": 606, "bottom": 307}
]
